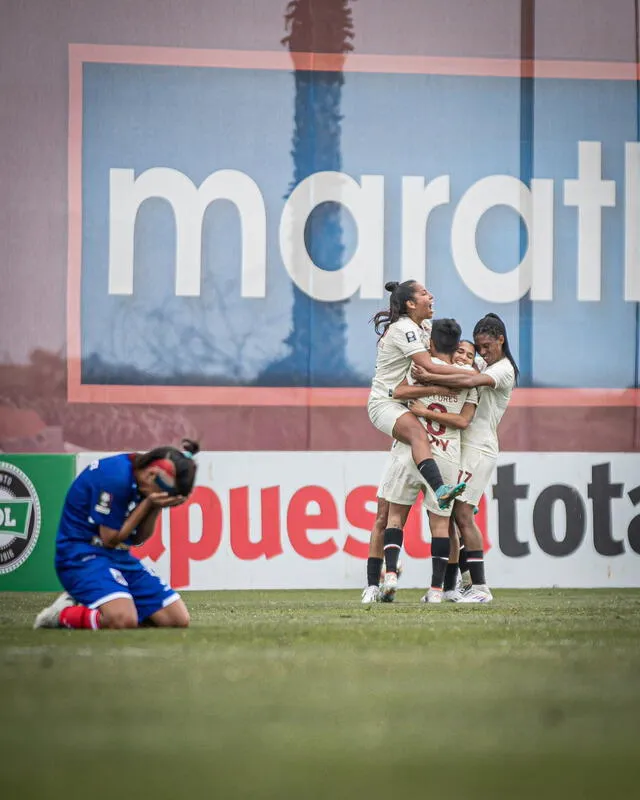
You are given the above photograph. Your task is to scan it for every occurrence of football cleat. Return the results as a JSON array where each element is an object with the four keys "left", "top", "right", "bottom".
[
  {"left": 435, "top": 482, "right": 466, "bottom": 510},
  {"left": 380, "top": 559, "right": 403, "bottom": 584},
  {"left": 33, "top": 592, "right": 76, "bottom": 629},
  {"left": 457, "top": 585, "right": 493, "bottom": 604},
  {"left": 477, "top": 584, "right": 494, "bottom": 601},
  {"left": 379, "top": 571, "right": 398, "bottom": 603},
  {"left": 420, "top": 587, "right": 443, "bottom": 604},
  {"left": 361, "top": 585, "right": 380, "bottom": 605},
  {"left": 443, "top": 589, "right": 462, "bottom": 602}
]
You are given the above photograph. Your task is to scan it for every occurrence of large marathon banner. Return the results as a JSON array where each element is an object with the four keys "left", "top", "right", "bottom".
[
  {"left": 69, "top": 46, "right": 640, "bottom": 405},
  {"left": 73, "top": 451, "right": 640, "bottom": 590}
]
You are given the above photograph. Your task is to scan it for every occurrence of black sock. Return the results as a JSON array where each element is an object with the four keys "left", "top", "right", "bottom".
[
  {"left": 459, "top": 544, "right": 468, "bottom": 575},
  {"left": 367, "top": 557, "right": 383, "bottom": 587},
  {"left": 444, "top": 562, "right": 459, "bottom": 592},
  {"left": 466, "top": 550, "right": 486, "bottom": 585},
  {"left": 430, "top": 537, "right": 450, "bottom": 589},
  {"left": 383, "top": 528, "right": 403, "bottom": 574},
  {"left": 416, "top": 458, "right": 444, "bottom": 493}
]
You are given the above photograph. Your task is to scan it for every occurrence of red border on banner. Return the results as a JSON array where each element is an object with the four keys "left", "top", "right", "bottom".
[{"left": 67, "top": 44, "right": 640, "bottom": 407}]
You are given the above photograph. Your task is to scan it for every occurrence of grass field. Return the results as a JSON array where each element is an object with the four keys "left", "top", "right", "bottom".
[{"left": 1, "top": 589, "right": 640, "bottom": 800}]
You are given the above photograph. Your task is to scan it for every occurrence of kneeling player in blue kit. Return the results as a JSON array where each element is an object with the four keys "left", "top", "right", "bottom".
[{"left": 33, "top": 439, "right": 199, "bottom": 631}]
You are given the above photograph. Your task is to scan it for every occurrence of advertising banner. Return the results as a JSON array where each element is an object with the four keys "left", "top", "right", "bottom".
[
  {"left": 0, "top": 455, "right": 74, "bottom": 591},
  {"left": 70, "top": 45, "right": 640, "bottom": 406},
  {"left": 76, "top": 451, "right": 640, "bottom": 590}
]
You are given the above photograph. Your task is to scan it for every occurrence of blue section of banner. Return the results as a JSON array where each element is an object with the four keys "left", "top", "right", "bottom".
[{"left": 80, "top": 62, "right": 639, "bottom": 389}]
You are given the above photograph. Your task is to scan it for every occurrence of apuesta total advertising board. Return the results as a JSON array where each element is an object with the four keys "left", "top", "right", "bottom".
[
  {"left": 69, "top": 46, "right": 640, "bottom": 406},
  {"left": 1, "top": 451, "right": 638, "bottom": 591},
  {"left": 60, "top": 450, "right": 640, "bottom": 591}
]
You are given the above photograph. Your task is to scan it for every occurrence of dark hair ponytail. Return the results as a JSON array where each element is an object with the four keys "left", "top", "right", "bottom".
[
  {"left": 134, "top": 439, "right": 200, "bottom": 496},
  {"left": 371, "top": 280, "right": 417, "bottom": 337},
  {"left": 180, "top": 438, "right": 200, "bottom": 457},
  {"left": 473, "top": 313, "right": 520, "bottom": 384}
]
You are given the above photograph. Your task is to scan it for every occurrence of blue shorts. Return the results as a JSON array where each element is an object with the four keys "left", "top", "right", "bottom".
[{"left": 56, "top": 552, "right": 179, "bottom": 623}]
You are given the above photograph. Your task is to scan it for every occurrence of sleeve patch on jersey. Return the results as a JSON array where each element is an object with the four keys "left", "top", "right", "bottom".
[
  {"left": 405, "top": 331, "right": 417, "bottom": 343},
  {"left": 94, "top": 491, "right": 113, "bottom": 515}
]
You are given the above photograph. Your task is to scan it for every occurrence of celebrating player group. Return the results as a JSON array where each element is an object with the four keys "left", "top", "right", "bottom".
[
  {"left": 32, "top": 276, "right": 516, "bottom": 632},
  {"left": 365, "top": 279, "right": 518, "bottom": 604}
]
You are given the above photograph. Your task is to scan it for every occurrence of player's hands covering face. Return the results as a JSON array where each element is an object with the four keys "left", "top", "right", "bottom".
[{"left": 148, "top": 492, "right": 187, "bottom": 508}]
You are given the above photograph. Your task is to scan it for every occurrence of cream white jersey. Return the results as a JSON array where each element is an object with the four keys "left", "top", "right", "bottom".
[
  {"left": 392, "top": 359, "right": 478, "bottom": 465},
  {"left": 369, "top": 317, "right": 431, "bottom": 401},
  {"left": 462, "top": 357, "right": 515, "bottom": 457}
]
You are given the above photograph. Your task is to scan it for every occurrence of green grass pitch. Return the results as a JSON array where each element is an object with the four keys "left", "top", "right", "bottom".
[{"left": 1, "top": 589, "right": 639, "bottom": 799}]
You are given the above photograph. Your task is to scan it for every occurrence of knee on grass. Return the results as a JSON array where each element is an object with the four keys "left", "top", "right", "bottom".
[
  {"left": 166, "top": 608, "right": 190, "bottom": 628},
  {"left": 102, "top": 610, "right": 139, "bottom": 630},
  {"left": 153, "top": 604, "right": 191, "bottom": 628}
]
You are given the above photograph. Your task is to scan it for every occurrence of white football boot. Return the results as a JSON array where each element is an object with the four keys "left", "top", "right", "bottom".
[
  {"left": 33, "top": 591, "right": 76, "bottom": 629},
  {"left": 458, "top": 585, "right": 493, "bottom": 604},
  {"left": 379, "top": 571, "right": 398, "bottom": 603},
  {"left": 443, "top": 589, "right": 462, "bottom": 602},
  {"left": 379, "top": 559, "right": 403, "bottom": 584},
  {"left": 420, "top": 588, "right": 443, "bottom": 604},
  {"left": 361, "top": 585, "right": 380, "bottom": 605}
]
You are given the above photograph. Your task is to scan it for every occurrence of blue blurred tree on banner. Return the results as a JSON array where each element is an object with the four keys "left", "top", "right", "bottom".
[{"left": 261, "top": 0, "right": 363, "bottom": 387}]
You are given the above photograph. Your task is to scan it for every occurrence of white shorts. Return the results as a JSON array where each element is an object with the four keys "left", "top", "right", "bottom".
[
  {"left": 377, "top": 447, "right": 423, "bottom": 507},
  {"left": 378, "top": 444, "right": 459, "bottom": 518},
  {"left": 368, "top": 397, "right": 411, "bottom": 437},
  {"left": 457, "top": 446, "right": 497, "bottom": 506}
]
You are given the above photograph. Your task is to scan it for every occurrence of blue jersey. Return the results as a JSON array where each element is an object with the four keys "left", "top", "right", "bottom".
[{"left": 55, "top": 454, "right": 142, "bottom": 566}]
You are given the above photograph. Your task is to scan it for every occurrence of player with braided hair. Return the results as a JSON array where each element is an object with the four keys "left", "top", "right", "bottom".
[{"left": 34, "top": 439, "right": 200, "bottom": 630}]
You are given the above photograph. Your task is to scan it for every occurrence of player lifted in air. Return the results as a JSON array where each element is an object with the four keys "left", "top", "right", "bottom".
[{"left": 374, "top": 319, "right": 479, "bottom": 603}]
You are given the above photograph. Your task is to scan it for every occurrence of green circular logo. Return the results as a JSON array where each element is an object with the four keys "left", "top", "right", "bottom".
[{"left": 0, "top": 462, "right": 42, "bottom": 575}]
